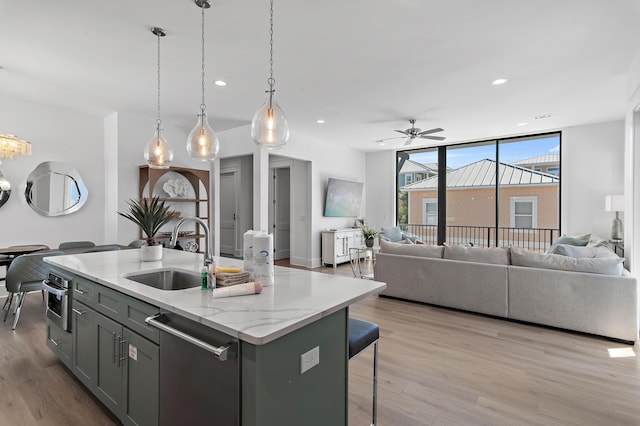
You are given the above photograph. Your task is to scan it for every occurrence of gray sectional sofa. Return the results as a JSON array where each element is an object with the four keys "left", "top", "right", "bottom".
[{"left": 373, "top": 241, "right": 638, "bottom": 343}]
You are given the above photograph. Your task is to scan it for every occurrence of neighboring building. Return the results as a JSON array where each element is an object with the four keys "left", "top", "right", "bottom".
[
  {"left": 398, "top": 159, "right": 437, "bottom": 187},
  {"left": 402, "top": 159, "right": 559, "bottom": 245},
  {"left": 512, "top": 154, "right": 560, "bottom": 176}
]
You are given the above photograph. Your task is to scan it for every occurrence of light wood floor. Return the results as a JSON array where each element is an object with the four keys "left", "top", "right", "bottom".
[{"left": 2, "top": 261, "right": 640, "bottom": 425}]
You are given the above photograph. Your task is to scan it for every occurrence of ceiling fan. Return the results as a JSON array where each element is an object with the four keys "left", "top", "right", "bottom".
[{"left": 377, "top": 119, "right": 446, "bottom": 146}]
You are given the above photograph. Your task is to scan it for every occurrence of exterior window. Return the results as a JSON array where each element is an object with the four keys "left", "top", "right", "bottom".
[
  {"left": 423, "top": 198, "right": 438, "bottom": 225},
  {"left": 405, "top": 174, "right": 413, "bottom": 186},
  {"left": 547, "top": 167, "right": 559, "bottom": 176},
  {"left": 511, "top": 197, "right": 537, "bottom": 228}
]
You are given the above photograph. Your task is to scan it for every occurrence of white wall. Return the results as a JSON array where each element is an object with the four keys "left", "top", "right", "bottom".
[
  {"left": 562, "top": 120, "right": 625, "bottom": 238},
  {"left": 364, "top": 121, "right": 626, "bottom": 243},
  {"left": 0, "top": 94, "right": 106, "bottom": 248},
  {"left": 625, "top": 48, "right": 640, "bottom": 273}
]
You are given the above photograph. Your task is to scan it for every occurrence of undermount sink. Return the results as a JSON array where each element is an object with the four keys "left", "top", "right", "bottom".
[{"left": 125, "top": 269, "right": 202, "bottom": 290}]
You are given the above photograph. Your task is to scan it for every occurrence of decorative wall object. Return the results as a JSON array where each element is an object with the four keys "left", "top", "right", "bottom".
[{"left": 25, "top": 161, "right": 88, "bottom": 216}]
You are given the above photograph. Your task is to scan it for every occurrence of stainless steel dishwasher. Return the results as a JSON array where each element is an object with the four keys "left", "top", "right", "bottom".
[{"left": 146, "top": 312, "right": 240, "bottom": 426}]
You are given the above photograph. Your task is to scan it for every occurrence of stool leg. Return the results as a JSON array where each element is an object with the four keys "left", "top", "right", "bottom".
[
  {"left": 372, "top": 340, "right": 378, "bottom": 426},
  {"left": 12, "top": 291, "right": 26, "bottom": 330},
  {"left": 3, "top": 293, "right": 14, "bottom": 323}
]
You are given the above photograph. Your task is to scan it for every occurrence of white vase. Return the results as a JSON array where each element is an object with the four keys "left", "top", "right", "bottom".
[{"left": 140, "top": 244, "right": 163, "bottom": 262}]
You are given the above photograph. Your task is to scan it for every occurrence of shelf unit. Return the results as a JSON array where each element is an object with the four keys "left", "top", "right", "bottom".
[{"left": 138, "top": 165, "right": 210, "bottom": 249}]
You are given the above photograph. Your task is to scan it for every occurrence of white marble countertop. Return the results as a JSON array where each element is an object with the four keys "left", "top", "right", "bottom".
[{"left": 45, "top": 249, "right": 385, "bottom": 345}]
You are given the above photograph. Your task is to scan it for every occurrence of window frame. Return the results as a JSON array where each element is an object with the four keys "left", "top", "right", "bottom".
[{"left": 510, "top": 196, "right": 538, "bottom": 229}]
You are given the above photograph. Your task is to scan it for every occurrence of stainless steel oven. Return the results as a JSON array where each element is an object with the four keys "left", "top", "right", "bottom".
[{"left": 42, "top": 272, "right": 71, "bottom": 331}]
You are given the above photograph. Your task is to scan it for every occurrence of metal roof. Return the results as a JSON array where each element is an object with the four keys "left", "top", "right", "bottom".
[
  {"left": 511, "top": 154, "right": 559, "bottom": 166},
  {"left": 399, "top": 159, "right": 437, "bottom": 174},
  {"left": 403, "top": 158, "right": 559, "bottom": 190}
]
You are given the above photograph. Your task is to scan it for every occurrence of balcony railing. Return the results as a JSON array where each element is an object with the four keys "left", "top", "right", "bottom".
[{"left": 399, "top": 224, "right": 560, "bottom": 252}]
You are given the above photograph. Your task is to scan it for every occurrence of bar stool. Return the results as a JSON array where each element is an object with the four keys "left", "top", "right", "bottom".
[{"left": 348, "top": 317, "right": 379, "bottom": 426}]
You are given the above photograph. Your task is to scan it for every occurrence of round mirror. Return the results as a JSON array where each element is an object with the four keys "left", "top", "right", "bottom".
[
  {"left": 25, "top": 161, "right": 88, "bottom": 216},
  {"left": 0, "top": 170, "right": 10, "bottom": 208}
]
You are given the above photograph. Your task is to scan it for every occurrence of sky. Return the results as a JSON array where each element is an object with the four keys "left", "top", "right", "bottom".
[{"left": 408, "top": 135, "right": 560, "bottom": 170}]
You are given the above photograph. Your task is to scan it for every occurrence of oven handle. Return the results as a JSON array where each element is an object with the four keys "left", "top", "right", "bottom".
[
  {"left": 145, "top": 314, "right": 234, "bottom": 361},
  {"left": 42, "top": 280, "right": 68, "bottom": 297}
]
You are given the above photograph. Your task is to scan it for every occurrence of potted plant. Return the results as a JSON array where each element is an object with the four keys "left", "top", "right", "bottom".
[
  {"left": 360, "top": 225, "right": 379, "bottom": 247},
  {"left": 118, "top": 196, "right": 179, "bottom": 261}
]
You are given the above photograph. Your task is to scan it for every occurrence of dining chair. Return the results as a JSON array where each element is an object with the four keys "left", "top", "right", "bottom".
[
  {"left": 58, "top": 241, "right": 95, "bottom": 250},
  {"left": 0, "top": 256, "right": 11, "bottom": 283},
  {"left": 3, "top": 251, "right": 64, "bottom": 330}
]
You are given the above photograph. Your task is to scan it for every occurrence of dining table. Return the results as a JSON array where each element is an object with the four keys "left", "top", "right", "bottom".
[
  {"left": 0, "top": 245, "right": 50, "bottom": 280},
  {"left": 0, "top": 245, "right": 49, "bottom": 257}
]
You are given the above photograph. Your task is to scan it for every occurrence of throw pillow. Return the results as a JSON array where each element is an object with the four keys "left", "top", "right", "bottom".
[
  {"left": 547, "top": 235, "right": 589, "bottom": 254},
  {"left": 443, "top": 245, "right": 510, "bottom": 265},
  {"left": 510, "top": 246, "right": 623, "bottom": 276},
  {"left": 551, "top": 244, "right": 618, "bottom": 259},
  {"left": 381, "top": 226, "right": 403, "bottom": 243}
]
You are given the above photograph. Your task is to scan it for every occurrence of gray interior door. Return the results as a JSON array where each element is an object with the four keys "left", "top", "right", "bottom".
[
  {"left": 220, "top": 171, "right": 238, "bottom": 256},
  {"left": 273, "top": 168, "right": 290, "bottom": 260}
]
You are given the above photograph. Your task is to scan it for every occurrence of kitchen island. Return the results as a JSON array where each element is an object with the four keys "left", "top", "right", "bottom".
[{"left": 45, "top": 249, "right": 385, "bottom": 426}]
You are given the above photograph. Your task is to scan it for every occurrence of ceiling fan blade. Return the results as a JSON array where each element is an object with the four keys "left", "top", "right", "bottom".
[
  {"left": 394, "top": 130, "right": 409, "bottom": 135},
  {"left": 418, "top": 127, "right": 444, "bottom": 136},
  {"left": 403, "top": 138, "right": 414, "bottom": 146},
  {"left": 420, "top": 135, "right": 446, "bottom": 141}
]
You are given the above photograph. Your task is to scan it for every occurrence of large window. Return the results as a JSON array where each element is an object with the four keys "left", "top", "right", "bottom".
[{"left": 396, "top": 133, "right": 560, "bottom": 250}]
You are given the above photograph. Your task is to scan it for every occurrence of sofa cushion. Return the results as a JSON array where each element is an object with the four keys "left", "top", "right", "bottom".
[
  {"left": 510, "top": 246, "right": 623, "bottom": 276},
  {"left": 379, "top": 239, "right": 443, "bottom": 258},
  {"left": 443, "top": 245, "right": 510, "bottom": 265}
]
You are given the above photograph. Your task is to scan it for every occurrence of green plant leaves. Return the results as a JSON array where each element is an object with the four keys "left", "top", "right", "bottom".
[{"left": 118, "top": 197, "right": 179, "bottom": 243}]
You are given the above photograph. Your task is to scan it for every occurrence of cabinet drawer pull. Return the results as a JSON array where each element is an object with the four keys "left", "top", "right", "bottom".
[
  {"left": 119, "top": 339, "right": 128, "bottom": 365},
  {"left": 72, "top": 308, "right": 85, "bottom": 316},
  {"left": 113, "top": 333, "right": 118, "bottom": 364},
  {"left": 74, "top": 288, "right": 87, "bottom": 295},
  {"left": 49, "top": 338, "right": 60, "bottom": 346}
]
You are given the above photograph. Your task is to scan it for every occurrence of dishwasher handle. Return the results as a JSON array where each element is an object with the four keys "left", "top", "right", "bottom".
[
  {"left": 42, "top": 280, "right": 68, "bottom": 297},
  {"left": 145, "top": 314, "right": 235, "bottom": 361}
]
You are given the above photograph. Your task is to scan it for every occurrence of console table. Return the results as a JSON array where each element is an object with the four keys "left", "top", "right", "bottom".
[{"left": 321, "top": 228, "right": 364, "bottom": 267}]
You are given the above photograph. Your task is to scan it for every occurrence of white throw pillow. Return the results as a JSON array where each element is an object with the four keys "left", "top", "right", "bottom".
[{"left": 551, "top": 244, "right": 617, "bottom": 259}]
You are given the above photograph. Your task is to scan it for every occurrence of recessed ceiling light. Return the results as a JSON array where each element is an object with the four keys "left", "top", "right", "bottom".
[
  {"left": 491, "top": 78, "right": 508, "bottom": 86},
  {"left": 316, "top": 119, "right": 325, "bottom": 124},
  {"left": 214, "top": 80, "right": 227, "bottom": 86},
  {"left": 375, "top": 140, "right": 385, "bottom": 146},
  {"left": 517, "top": 122, "right": 528, "bottom": 126},
  {"left": 533, "top": 114, "right": 553, "bottom": 120}
]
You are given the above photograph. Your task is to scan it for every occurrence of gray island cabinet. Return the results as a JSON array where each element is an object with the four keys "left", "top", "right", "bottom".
[{"left": 44, "top": 249, "right": 385, "bottom": 426}]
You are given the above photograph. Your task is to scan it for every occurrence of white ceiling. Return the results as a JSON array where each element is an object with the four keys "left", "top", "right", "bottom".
[{"left": 2, "top": 0, "right": 640, "bottom": 152}]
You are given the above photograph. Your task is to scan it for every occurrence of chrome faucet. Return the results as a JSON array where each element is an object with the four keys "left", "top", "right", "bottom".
[{"left": 170, "top": 217, "right": 213, "bottom": 267}]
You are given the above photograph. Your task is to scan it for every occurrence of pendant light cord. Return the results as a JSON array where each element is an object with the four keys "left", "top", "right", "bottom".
[
  {"left": 156, "top": 30, "right": 162, "bottom": 131},
  {"left": 200, "top": 3, "right": 206, "bottom": 113},
  {"left": 267, "top": 0, "right": 275, "bottom": 105}
]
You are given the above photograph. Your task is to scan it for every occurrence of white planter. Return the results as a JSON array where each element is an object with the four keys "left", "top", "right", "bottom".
[{"left": 140, "top": 244, "right": 163, "bottom": 262}]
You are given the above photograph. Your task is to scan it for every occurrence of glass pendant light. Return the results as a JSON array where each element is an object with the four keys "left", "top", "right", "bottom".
[
  {"left": 187, "top": 0, "right": 219, "bottom": 161},
  {"left": 251, "top": 0, "right": 290, "bottom": 150},
  {"left": 144, "top": 27, "right": 174, "bottom": 169}
]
